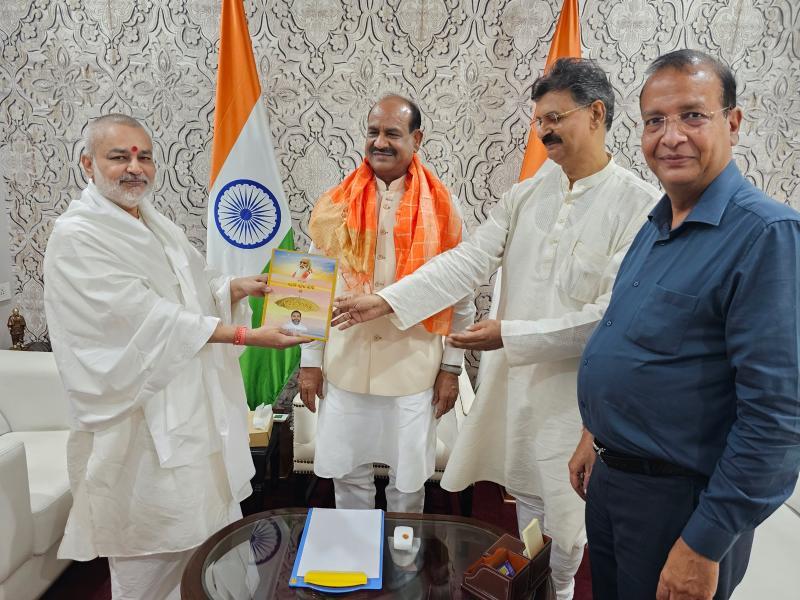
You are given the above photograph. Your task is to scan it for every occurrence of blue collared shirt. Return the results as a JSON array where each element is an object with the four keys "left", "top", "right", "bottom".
[{"left": 578, "top": 161, "right": 800, "bottom": 561}]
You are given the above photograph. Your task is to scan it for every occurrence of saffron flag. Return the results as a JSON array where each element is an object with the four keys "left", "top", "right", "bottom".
[
  {"left": 207, "top": 0, "right": 299, "bottom": 408},
  {"left": 518, "top": 0, "right": 581, "bottom": 181}
]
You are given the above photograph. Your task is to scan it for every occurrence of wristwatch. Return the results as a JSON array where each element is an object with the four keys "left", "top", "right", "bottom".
[{"left": 439, "top": 363, "right": 462, "bottom": 375}]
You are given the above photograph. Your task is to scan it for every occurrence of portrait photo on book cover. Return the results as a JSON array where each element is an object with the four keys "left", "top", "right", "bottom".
[{"left": 262, "top": 249, "right": 338, "bottom": 341}]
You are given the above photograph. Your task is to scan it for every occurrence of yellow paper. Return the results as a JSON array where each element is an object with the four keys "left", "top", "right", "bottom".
[{"left": 304, "top": 571, "right": 367, "bottom": 587}]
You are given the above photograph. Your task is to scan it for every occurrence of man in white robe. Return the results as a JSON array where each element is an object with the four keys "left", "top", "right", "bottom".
[
  {"left": 332, "top": 60, "right": 661, "bottom": 600},
  {"left": 43, "top": 114, "right": 308, "bottom": 600},
  {"left": 298, "top": 95, "right": 474, "bottom": 513}
]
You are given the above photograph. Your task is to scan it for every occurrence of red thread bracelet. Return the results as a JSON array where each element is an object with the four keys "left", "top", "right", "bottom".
[{"left": 233, "top": 326, "right": 247, "bottom": 346}]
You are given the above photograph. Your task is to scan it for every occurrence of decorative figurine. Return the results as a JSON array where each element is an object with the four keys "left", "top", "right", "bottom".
[{"left": 7, "top": 307, "right": 26, "bottom": 350}]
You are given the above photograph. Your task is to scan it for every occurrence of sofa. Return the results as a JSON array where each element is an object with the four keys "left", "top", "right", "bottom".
[{"left": 0, "top": 350, "right": 72, "bottom": 600}]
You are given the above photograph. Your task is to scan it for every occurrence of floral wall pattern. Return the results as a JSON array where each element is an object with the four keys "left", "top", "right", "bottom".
[{"left": 1, "top": 0, "right": 798, "bottom": 370}]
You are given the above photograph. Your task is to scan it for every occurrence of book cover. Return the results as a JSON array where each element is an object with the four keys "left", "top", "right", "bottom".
[{"left": 261, "top": 249, "right": 338, "bottom": 341}]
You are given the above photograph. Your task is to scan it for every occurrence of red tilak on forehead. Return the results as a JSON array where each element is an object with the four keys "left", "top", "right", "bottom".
[{"left": 131, "top": 146, "right": 139, "bottom": 153}]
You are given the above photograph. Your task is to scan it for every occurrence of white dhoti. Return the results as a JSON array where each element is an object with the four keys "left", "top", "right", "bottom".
[
  {"left": 314, "top": 382, "right": 436, "bottom": 511},
  {"left": 109, "top": 546, "right": 196, "bottom": 600}
]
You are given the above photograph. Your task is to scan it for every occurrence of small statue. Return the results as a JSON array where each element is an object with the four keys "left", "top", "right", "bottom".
[{"left": 7, "top": 307, "right": 26, "bottom": 350}]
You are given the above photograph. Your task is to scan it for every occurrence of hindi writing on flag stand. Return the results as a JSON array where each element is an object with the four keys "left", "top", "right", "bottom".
[{"left": 261, "top": 250, "right": 338, "bottom": 341}]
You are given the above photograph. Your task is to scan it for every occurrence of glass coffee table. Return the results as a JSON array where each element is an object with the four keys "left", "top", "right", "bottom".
[{"left": 181, "top": 508, "right": 555, "bottom": 599}]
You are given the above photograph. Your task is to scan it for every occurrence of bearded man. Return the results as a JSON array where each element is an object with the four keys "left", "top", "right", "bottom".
[{"left": 43, "top": 114, "right": 307, "bottom": 600}]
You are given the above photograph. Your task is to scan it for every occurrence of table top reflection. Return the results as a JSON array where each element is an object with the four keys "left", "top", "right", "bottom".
[{"left": 181, "top": 508, "right": 544, "bottom": 599}]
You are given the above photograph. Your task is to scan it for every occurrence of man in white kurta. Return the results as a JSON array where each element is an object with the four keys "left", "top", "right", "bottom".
[
  {"left": 332, "top": 60, "right": 661, "bottom": 600},
  {"left": 43, "top": 114, "right": 307, "bottom": 600},
  {"left": 299, "top": 96, "right": 474, "bottom": 513}
]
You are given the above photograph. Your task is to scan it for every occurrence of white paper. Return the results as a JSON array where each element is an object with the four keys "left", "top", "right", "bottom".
[{"left": 296, "top": 508, "right": 383, "bottom": 579}]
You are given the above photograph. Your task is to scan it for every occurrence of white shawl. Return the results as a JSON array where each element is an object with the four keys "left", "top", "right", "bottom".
[{"left": 44, "top": 183, "right": 253, "bottom": 501}]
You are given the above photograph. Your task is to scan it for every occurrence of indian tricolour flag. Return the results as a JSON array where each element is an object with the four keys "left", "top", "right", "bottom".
[{"left": 207, "top": 0, "right": 298, "bottom": 407}]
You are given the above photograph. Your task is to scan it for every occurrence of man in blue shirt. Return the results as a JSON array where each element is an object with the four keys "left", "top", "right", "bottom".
[{"left": 571, "top": 49, "right": 800, "bottom": 600}]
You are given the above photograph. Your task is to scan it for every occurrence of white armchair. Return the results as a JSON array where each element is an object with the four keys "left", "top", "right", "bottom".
[
  {"left": 292, "top": 369, "right": 475, "bottom": 508},
  {"left": 0, "top": 350, "right": 72, "bottom": 600}
]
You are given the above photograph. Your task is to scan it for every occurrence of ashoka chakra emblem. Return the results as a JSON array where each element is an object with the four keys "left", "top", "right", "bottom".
[
  {"left": 214, "top": 178, "right": 281, "bottom": 249},
  {"left": 249, "top": 519, "right": 282, "bottom": 565}
]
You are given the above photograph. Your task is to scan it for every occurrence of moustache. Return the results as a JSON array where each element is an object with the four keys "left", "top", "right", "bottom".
[
  {"left": 541, "top": 133, "right": 562, "bottom": 146},
  {"left": 118, "top": 175, "right": 149, "bottom": 184},
  {"left": 370, "top": 148, "right": 395, "bottom": 157}
]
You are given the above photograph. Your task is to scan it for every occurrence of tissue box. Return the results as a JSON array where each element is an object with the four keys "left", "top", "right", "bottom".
[
  {"left": 462, "top": 533, "right": 552, "bottom": 600},
  {"left": 247, "top": 410, "right": 273, "bottom": 447}
]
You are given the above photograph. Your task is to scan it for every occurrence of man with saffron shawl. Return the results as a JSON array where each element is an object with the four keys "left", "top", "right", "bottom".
[
  {"left": 330, "top": 60, "right": 662, "bottom": 599},
  {"left": 298, "top": 95, "right": 474, "bottom": 512}
]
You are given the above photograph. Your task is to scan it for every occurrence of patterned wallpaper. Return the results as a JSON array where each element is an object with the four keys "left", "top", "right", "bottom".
[{"left": 1, "top": 0, "right": 798, "bottom": 364}]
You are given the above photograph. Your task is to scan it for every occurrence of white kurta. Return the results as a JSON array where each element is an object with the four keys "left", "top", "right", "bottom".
[
  {"left": 302, "top": 176, "right": 474, "bottom": 492},
  {"left": 379, "top": 159, "right": 660, "bottom": 549},
  {"left": 43, "top": 183, "right": 255, "bottom": 559}
]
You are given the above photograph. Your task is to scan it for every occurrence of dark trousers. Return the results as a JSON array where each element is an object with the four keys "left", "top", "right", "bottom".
[{"left": 585, "top": 458, "right": 754, "bottom": 600}]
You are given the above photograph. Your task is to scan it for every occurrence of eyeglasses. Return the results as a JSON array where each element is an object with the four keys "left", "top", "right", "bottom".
[
  {"left": 640, "top": 107, "right": 732, "bottom": 136},
  {"left": 533, "top": 103, "right": 593, "bottom": 130}
]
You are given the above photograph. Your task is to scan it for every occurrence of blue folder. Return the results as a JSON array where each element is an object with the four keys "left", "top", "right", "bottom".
[{"left": 289, "top": 508, "right": 384, "bottom": 593}]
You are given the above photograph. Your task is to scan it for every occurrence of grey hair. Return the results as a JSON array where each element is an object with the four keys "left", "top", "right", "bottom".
[
  {"left": 530, "top": 58, "right": 615, "bottom": 130},
  {"left": 82, "top": 114, "right": 149, "bottom": 157},
  {"left": 644, "top": 50, "right": 737, "bottom": 109}
]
